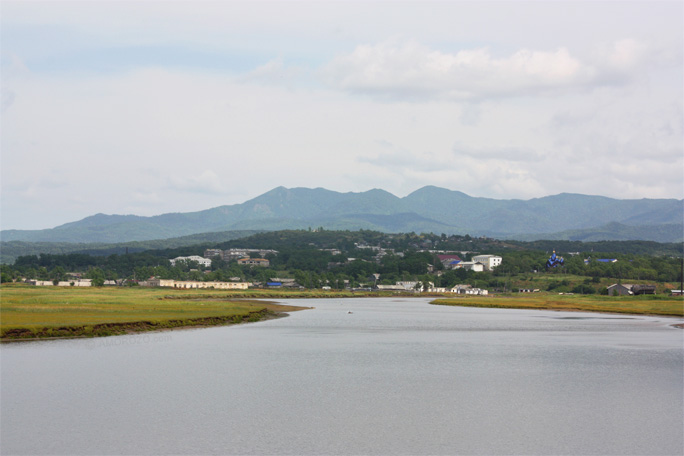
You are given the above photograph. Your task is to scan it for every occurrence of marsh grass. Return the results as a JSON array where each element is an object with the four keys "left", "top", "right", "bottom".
[
  {"left": 0, "top": 285, "right": 309, "bottom": 340},
  {"left": 432, "top": 293, "right": 684, "bottom": 317}
]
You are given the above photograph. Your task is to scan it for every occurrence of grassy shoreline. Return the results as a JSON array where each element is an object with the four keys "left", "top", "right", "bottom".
[
  {"left": 1, "top": 308, "right": 274, "bottom": 340},
  {"left": 431, "top": 294, "right": 684, "bottom": 317},
  {"left": 0, "top": 285, "right": 312, "bottom": 341}
]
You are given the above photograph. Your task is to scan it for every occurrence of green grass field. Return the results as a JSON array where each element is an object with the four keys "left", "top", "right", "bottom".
[
  {"left": 432, "top": 293, "right": 684, "bottom": 317},
  {"left": 0, "top": 284, "right": 309, "bottom": 340}
]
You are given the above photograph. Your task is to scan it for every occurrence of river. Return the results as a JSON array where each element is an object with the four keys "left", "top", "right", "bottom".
[{"left": 1, "top": 298, "right": 682, "bottom": 455}]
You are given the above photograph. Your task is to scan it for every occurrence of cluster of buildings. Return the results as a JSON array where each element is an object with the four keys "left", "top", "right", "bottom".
[
  {"left": 374, "top": 281, "right": 488, "bottom": 295},
  {"left": 436, "top": 254, "right": 502, "bottom": 272},
  {"left": 205, "top": 248, "right": 276, "bottom": 261},
  {"left": 27, "top": 279, "right": 119, "bottom": 287},
  {"left": 196, "top": 245, "right": 504, "bottom": 276},
  {"left": 170, "top": 254, "right": 272, "bottom": 268},
  {"left": 169, "top": 249, "right": 279, "bottom": 269}
]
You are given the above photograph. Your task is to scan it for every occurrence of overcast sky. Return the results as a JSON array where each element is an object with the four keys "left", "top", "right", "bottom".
[{"left": 2, "top": 1, "right": 682, "bottom": 230}]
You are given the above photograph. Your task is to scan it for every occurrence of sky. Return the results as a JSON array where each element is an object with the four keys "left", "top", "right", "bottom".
[{"left": 1, "top": 1, "right": 683, "bottom": 230}]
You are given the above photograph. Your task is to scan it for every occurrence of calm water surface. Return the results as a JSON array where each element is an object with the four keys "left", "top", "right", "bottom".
[{"left": 2, "top": 298, "right": 682, "bottom": 455}]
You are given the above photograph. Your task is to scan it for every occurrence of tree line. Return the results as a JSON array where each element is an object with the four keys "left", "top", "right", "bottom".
[{"left": 1, "top": 230, "right": 682, "bottom": 288}]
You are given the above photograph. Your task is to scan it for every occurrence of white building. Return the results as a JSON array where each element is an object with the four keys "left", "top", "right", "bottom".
[
  {"left": 396, "top": 281, "right": 421, "bottom": 291},
  {"left": 454, "top": 261, "right": 485, "bottom": 272},
  {"left": 465, "top": 288, "right": 489, "bottom": 295},
  {"left": 471, "top": 255, "right": 502, "bottom": 271},
  {"left": 169, "top": 255, "right": 212, "bottom": 267},
  {"left": 375, "top": 281, "right": 423, "bottom": 292},
  {"left": 450, "top": 284, "right": 471, "bottom": 293},
  {"left": 449, "top": 284, "right": 488, "bottom": 295},
  {"left": 27, "top": 279, "right": 92, "bottom": 287},
  {"left": 146, "top": 279, "right": 249, "bottom": 289}
]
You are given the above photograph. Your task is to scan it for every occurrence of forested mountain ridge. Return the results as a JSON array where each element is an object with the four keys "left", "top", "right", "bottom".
[{"left": 2, "top": 186, "right": 682, "bottom": 243}]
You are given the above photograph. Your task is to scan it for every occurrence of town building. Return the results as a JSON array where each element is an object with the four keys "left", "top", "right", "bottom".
[
  {"left": 396, "top": 281, "right": 422, "bottom": 291},
  {"left": 27, "top": 279, "right": 93, "bottom": 287},
  {"left": 429, "top": 287, "right": 447, "bottom": 293},
  {"left": 448, "top": 284, "right": 488, "bottom": 295},
  {"left": 606, "top": 283, "right": 635, "bottom": 296},
  {"left": 146, "top": 279, "right": 249, "bottom": 289},
  {"left": 237, "top": 258, "right": 270, "bottom": 267},
  {"left": 585, "top": 258, "right": 618, "bottom": 265},
  {"left": 444, "top": 260, "right": 462, "bottom": 270},
  {"left": 465, "top": 288, "right": 489, "bottom": 295},
  {"left": 454, "top": 261, "right": 485, "bottom": 272},
  {"left": 375, "top": 284, "right": 410, "bottom": 292},
  {"left": 471, "top": 255, "right": 502, "bottom": 271},
  {"left": 266, "top": 278, "right": 300, "bottom": 288},
  {"left": 170, "top": 255, "right": 212, "bottom": 267},
  {"left": 437, "top": 254, "right": 462, "bottom": 268},
  {"left": 374, "top": 281, "right": 425, "bottom": 292},
  {"left": 450, "top": 284, "right": 471, "bottom": 293},
  {"left": 606, "top": 283, "right": 656, "bottom": 296},
  {"left": 204, "top": 249, "right": 223, "bottom": 258},
  {"left": 209, "top": 249, "right": 279, "bottom": 262}
]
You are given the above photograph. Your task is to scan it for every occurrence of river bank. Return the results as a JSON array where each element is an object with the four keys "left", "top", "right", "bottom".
[
  {"left": 0, "top": 285, "right": 311, "bottom": 341},
  {"left": 431, "top": 294, "right": 684, "bottom": 318}
]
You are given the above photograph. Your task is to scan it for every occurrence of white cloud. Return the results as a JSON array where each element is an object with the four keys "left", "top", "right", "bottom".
[
  {"left": 1, "top": 1, "right": 682, "bottom": 230},
  {"left": 320, "top": 39, "right": 661, "bottom": 101}
]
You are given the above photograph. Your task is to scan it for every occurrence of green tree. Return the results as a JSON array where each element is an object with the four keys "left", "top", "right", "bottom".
[
  {"left": 51, "top": 266, "right": 67, "bottom": 283},
  {"left": 86, "top": 267, "right": 106, "bottom": 287},
  {"left": 37, "top": 267, "right": 49, "bottom": 280},
  {"left": 1, "top": 265, "right": 15, "bottom": 283}
]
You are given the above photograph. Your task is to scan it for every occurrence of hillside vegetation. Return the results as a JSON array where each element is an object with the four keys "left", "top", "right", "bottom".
[{"left": 2, "top": 230, "right": 682, "bottom": 296}]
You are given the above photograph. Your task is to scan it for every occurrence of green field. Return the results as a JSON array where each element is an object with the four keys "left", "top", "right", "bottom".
[
  {"left": 432, "top": 293, "right": 684, "bottom": 317},
  {"left": 0, "top": 285, "right": 310, "bottom": 340}
]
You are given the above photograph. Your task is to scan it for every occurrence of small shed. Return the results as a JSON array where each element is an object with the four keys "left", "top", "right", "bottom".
[{"left": 606, "top": 283, "right": 634, "bottom": 296}]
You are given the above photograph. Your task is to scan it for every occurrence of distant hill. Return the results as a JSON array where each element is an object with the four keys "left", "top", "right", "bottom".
[
  {"left": 0, "top": 230, "right": 260, "bottom": 264},
  {"left": 509, "top": 222, "right": 684, "bottom": 243},
  {"left": 2, "top": 186, "right": 682, "bottom": 244}
]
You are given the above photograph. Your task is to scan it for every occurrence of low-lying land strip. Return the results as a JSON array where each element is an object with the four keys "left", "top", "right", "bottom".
[
  {"left": 431, "top": 294, "right": 684, "bottom": 317},
  {"left": 0, "top": 285, "right": 311, "bottom": 341},
  {"left": 3, "top": 285, "right": 682, "bottom": 341}
]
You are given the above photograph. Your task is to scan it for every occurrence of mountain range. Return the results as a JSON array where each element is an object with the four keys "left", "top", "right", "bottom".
[{"left": 2, "top": 186, "right": 682, "bottom": 244}]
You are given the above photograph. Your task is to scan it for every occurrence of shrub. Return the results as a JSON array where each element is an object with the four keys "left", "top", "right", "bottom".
[{"left": 572, "top": 284, "right": 596, "bottom": 295}]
